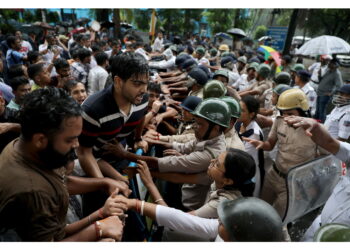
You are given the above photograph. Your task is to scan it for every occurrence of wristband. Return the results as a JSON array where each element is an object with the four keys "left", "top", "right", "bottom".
[
  {"left": 140, "top": 200, "right": 145, "bottom": 216},
  {"left": 94, "top": 221, "right": 102, "bottom": 239},
  {"left": 154, "top": 198, "right": 163, "bottom": 204}
]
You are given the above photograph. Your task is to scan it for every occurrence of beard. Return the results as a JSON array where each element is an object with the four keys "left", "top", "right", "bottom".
[{"left": 38, "top": 142, "right": 77, "bottom": 170}]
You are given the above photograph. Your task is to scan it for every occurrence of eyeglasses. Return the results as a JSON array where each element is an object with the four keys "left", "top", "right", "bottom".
[{"left": 209, "top": 158, "right": 225, "bottom": 173}]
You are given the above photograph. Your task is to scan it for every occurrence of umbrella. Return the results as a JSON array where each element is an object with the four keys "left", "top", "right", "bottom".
[
  {"left": 257, "top": 45, "right": 281, "bottom": 66},
  {"left": 227, "top": 28, "right": 246, "bottom": 38},
  {"left": 76, "top": 17, "right": 91, "bottom": 24},
  {"left": 296, "top": 35, "right": 350, "bottom": 56},
  {"left": 33, "top": 21, "right": 54, "bottom": 30},
  {"left": 215, "top": 32, "right": 232, "bottom": 40},
  {"left": 258, "top": 36, "right": 272, "bottom": 42}
]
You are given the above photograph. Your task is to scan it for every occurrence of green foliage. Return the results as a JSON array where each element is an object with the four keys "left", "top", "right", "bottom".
[
  {"left": 133, "top": 9, "right": 152, "bottom": 31},
  {"left": 254, "top": 25, "right": 267, "bottom": 40},
  {"left": 203, "top": 9, "right": 235, "bottom": 34},
  {"left": 46, "top": 11, "right": 59, "bottom": 23},
  {"left": 276, "top": 9, "right": 293, "bottom": 26}
]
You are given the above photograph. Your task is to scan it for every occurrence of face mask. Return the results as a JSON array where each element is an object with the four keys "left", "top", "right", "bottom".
[
  {"left": 185, "top": 76, "right": 197, "bottom": 88},
  {"left": 332, "top": 94, "right": 350, "bottom": 107},
  {"left": 38, "top": 141, "right": 77, "bottom": 170},
  {"left": 224, "top": 61, "right": 234, "bottom": 71}
]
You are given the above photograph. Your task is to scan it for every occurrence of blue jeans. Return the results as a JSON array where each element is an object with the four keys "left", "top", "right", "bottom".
[{"left": 315, "top": 95, "right": 331, "bottom": 123}]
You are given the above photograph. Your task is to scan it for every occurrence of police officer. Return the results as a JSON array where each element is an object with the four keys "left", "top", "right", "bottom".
[
  {"left": 104, "top": 98, "right": 229, "bottom": 210},
  {"left": 294, "top": 70, "right": 317, "bottom": 117},
  {"left": 149, "top": 95, "right": 202, "bottom": 144},
  {"left": 284, "top": 115, "right": 350, "bottom": 242},
  {"left": 263, "top": 72, "right": 292, "bottom": 115},
  {"left": 243, "top": 89, "right": 319, "bottom": 218},
  {"left": 221, "top": 96, "right": 245, "bottom": 151},
  {"left": 236, "top": 62, "right": 258, "bottom": 91},
  {"left": 313, "top": 223, "right": 350, "bottom": 242},
  {"left": 220, "top": 56, "right": 240, "bottom": 85},
  {"left": 203, "top": 80, "right": 227, "bottom": 99},
  {"left": 187, "top": 67, "right": 209, "bottom": 98},
  {"left": 213, "top": 69, "right": 229, "bottom": 86},
  {"left": 239, "top": 63, "right": 273, "bottom": 107},
  {"left": 290, "top": 63, "right": 305, "bottom": 87}
]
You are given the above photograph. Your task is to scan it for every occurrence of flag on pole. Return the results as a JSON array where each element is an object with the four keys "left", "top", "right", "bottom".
[{"left": 150, "top": 9, "right": 157, "bottom": 44}]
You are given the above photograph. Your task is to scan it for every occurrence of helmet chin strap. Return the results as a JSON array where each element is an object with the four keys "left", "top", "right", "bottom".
[{"left": 203, "top": 121, "right": 215, "bottom": 141}]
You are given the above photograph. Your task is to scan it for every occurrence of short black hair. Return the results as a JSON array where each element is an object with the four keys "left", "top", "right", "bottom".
[
  {"left": 148, "top": 82, "right": 161, "bottom": 94},
  {"left": 224, "top": 148, "right": 256, "bottom": 196},
  {"left": 98, "top": 41, "right": 107, "bottom": 48},
  {"left": 27, "top": 63, "right": 45, "bottom": 80},
  {"left": 186, "top": 45, "right": 194, "bottom": 55},
  {"left": 6, "top": 36, "right": 18, "bottom": 48},
  {"left": 63, "top": 79, "right": 80, "bottom": 93},
  {"left": 54, "top": 58, "right": 70, "bottom": 71},
  {"left": 9, "top": 76, "right": 29, "bottom": 91},
  {"left": 241, "top": 95, "right": 260, "bottom": 119},
  {"left": 19, "top": 87, "right": 82, "bottom": 141},
  {"left": 77, "top": 48, "right": 92, "bottom": 62},
  {"left": 91, "top": 44, "right": 101, "bottom": 53},
  {"left": 110, "top": 52, "right": 149, "bottom": 81},
  {"left": 95, "top": 52, "right": 109, "bottom": 66},
  {"left": 8, "top": 64, "right": 26, "bottom": 78},
  {"left": 27, "top": 51, "right": 41, "bottom": 64}
]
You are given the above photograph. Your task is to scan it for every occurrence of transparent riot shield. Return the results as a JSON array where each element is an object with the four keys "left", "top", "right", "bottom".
[{"left": 282, "top": 155, "right": 342, "bottom": 225}]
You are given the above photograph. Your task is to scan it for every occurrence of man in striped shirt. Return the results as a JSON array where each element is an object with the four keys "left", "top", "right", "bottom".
[{"left": 77, "top": 52, "right": 149, "bottom": 182}]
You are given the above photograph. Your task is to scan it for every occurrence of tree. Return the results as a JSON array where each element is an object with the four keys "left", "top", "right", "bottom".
[
  {"left": 133, "top": 9, "right": 153, "bottom": 32},
  {"left": 203, "top": 9, "right": 235, "bottom": 34},
  {"left": 254, "top": 25, "right": 267, "bottom": 40}
]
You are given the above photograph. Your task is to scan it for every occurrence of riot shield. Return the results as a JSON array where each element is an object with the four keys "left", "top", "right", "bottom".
[{"left": 282, "top": 155, "right": 342, "bottom": 225}]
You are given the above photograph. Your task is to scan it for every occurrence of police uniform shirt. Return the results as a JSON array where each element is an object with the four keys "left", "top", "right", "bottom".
[
  {"left": 296, "top": 82, "right": 317, "bottom": 117},
  {"left": 194, "top": 183, "right": 242, "bottom": 219},
  {"left": 269, "top": 116, "right": 319, "bottom": 173},
  {"left": 324, "top": 104, "right": 350, "bottom": 140},
  {"left": 225, "top": 127, "right": 245, "bottom": 151},
  {"left": 189, "top": 88, "right": 204, "bottom": 99},
  {"left": 246, "top": 80, "right": 273, "bottom": 106},
  {"left": 237, "top": 74, "right": 257, "bottom": 91},
  {"left": 157, "top": 134, "right": 226, "bottom": 210}
]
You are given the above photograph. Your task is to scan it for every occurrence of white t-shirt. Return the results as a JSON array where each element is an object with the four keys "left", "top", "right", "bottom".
[
  {"left": 156, "top": 205, "right": 220, "bottom": 241},
  {"left": 324, "top": 104, "right": 350, "bottom": 140}
]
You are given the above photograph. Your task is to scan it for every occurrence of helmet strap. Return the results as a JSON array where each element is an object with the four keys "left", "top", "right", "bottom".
[{"left": 203, "top": 121, "right": 215, "bottom": 141}]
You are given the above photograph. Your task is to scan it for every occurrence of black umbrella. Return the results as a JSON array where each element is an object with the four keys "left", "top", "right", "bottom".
[
  {"left": 227, "top": 28, "right": 246, "bottom": 38},
  {"left": 76, "top": 17, "right": 91, "bottom": 24}
]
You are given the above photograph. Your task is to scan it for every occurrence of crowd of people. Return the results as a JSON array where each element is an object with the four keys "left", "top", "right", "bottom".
[{"left": 0, "top": 26, "right": 350, "bottom": 242}]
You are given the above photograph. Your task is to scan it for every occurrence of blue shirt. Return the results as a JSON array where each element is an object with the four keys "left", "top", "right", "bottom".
[{"left": 6, "top": 49, "right": 24, "bottom": 67}]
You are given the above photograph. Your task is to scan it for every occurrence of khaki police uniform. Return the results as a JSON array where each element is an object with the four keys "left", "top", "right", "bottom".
[
  {"left": 189, "top": 88, "right": 204, "bottom": 99},
  {"left": 225, "top": 127, "right": 245, "bottom": 151},
  {"left": 261, "top": 116, "right": 321, "bottom": 217},
  {"left": 194, "top": 183, "right": 242, "bottom": 218},
  {"left": 246, "top": 79, "right": 273, "bottom": 107},
  {"left": 158, "top": 134, "right": 226, "bottom": 210},
  {"left": 160, "top": 123, "right": 196, "bottom": 144}
]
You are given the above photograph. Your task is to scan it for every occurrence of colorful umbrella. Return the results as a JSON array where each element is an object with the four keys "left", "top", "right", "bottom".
[
  {"left": 257, "top": 45, "right": 281, "bottom": 65},
  {"left": 257, "top": 45, "right": 282, "bottom": 73}
]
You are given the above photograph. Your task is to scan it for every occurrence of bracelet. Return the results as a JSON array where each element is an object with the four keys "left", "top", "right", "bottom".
[
  {"left": 151, "top": 110, "right": 157, "bottom": 116},
  {"left": 140, "top": 200, "right": 145, "bottom": 216},
  {"left": 94, "top": 221, "right": 103, "bottom": 239},
  {"left": 135, "top": 199, "right": 140, "bottom": 214},
  {"left": 98, "top": 208, "right": 104, "bottom": 219},
  {"left": 154, "top": 198, "right": 163, "bottom": 204}
]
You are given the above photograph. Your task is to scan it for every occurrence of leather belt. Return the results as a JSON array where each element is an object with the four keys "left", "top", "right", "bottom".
[{"left": 273, "top": 163, "right": 287, "bottom": 178}]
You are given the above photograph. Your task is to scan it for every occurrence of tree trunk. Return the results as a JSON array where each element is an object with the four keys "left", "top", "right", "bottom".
[
  {"left": 113, "top": 9, "right": 122, "bottom": 41},
  {"left": 283, "top": 9, "right": 299, "bottom": 55},
  {"left": 41, "top": 9, "right": 47, "bottom": 23}
]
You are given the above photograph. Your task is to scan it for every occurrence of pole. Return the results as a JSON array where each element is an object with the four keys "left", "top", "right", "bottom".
[{"left": 282, "top": 9, "right": 299, "bottom": 55}]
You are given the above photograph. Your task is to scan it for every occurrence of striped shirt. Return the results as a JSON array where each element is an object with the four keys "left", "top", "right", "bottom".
[{"left": 78, "top": 84, "right": 148, "bottom": 158}]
